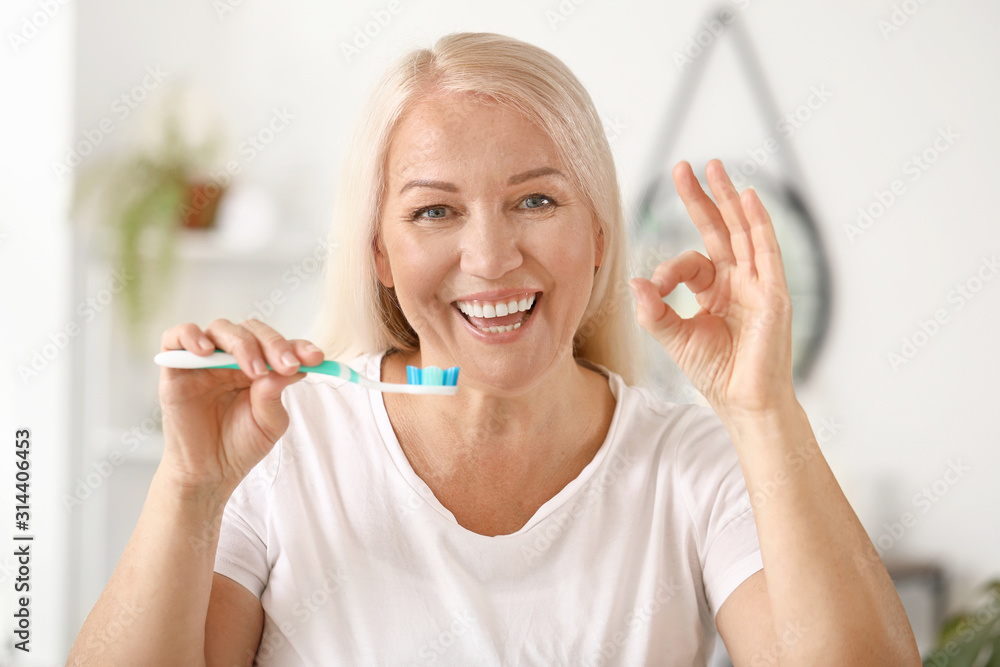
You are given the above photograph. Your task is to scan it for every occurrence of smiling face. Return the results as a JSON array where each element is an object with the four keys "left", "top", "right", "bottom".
[{"left": 376, "top": 93, "right": 604, "bottom": 393}]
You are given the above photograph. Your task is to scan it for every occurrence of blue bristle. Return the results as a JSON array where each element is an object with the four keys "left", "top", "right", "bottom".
[
  {"left": 422, "top": 366, "right": 444, "bottom": 386},
  {"left": 404, "top": 365, "right": 460, "bottom": 387}
]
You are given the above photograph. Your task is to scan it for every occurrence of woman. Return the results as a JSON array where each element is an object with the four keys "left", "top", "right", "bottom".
[{"left": 69, "top": 32, "right": 920, "bottom": 666}]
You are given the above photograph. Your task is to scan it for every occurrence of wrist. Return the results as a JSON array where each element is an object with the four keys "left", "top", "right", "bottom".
[
  {"left": 151, "top": 459, "right": 237, "bottom": 516},
  {"left": 715, "top": 395, "right": 808, "bottom": 442}
]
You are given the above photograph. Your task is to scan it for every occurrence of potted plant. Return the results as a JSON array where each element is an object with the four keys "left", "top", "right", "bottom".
[
  {"left": 923, "top": 580, "right": 1000, "bottom": 666},
  {"left": 74, "top": 88, "right": 223, "bottom": 349}
]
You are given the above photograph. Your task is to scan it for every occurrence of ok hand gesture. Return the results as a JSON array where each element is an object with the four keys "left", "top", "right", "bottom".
[{"left": 630, "top": 160, "right": 796, "bottom": 419}]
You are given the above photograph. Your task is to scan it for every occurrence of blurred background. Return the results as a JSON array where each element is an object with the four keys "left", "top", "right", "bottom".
[{"left": 1, "top": 0, "right": 998, "bottom": 664}]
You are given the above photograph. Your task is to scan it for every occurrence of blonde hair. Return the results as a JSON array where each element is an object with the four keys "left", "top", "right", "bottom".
[{"left": 309, "top": 31, "right": 640, "bottom": 385}]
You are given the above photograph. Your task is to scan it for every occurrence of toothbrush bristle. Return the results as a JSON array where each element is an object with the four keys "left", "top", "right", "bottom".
[{"left": 406, "top": 365, "right": 460, "bottom": 387}]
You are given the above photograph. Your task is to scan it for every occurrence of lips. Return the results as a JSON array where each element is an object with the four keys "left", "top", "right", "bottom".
[{"left": 453, "top": 292, "right": 540, "bottom": 334}]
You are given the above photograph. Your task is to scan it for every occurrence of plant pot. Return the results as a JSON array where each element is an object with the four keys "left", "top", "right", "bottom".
[{"left": 180, "top": 179, "right": 226, "bottom": 229}]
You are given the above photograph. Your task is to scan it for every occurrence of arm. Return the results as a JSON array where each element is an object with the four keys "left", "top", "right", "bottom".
[
  {"left": 68, "top": 471, "right": 266, "bottom": 667},
  {"left": 205, "top": 573, "right": 265, "bottom": 667},
  {"left": 67, "top": 471, "right": 260, "bottom": 666},
  {"left": 67, "top": 318, "right": 322, "bottom": 666},
  {"left": 714, "top": 402, "right": 919, "bottom": 665},
  {"left": 631, "top": 160, "right": 920, "bottom": 665}
]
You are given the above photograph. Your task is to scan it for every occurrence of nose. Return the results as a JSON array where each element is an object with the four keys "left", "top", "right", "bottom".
[{"left": 459, "top": 207, "right": 523, "bottom": 280}]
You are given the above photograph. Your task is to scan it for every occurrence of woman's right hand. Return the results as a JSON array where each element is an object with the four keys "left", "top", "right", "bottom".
[{"left": 156, "top": 318, "right": 325, "bottom": 495}]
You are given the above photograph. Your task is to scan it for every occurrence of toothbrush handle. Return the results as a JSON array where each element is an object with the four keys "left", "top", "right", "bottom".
[
  {"left": 154, "top": 350, "right": 459, "bottom": 395},
  {"left": 153, "top": 350, "right": 358, "bottom": 380},
  {"left": 154, "top": 350, "right": 240, "bottom": 369}
]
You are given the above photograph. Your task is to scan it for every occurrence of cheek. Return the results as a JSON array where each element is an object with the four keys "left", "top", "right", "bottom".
[
  {"left": 539, "top": 219, "right": 597, "bottom": 281},
  {"left": 386, "top": 233, "right": 453, "bottom": 321}
]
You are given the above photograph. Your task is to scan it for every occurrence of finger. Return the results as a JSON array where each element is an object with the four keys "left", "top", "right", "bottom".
[
  {"left": 672, "top": 161, "right": 736, "bottom": 268},
  {"left": 248, "top": 370, "right": 307, "bottom": 442},
  {"left": 161, "top": 322, "right": 216, "bottom": 355},
  {"left": 649, "top": 250, "right": 716, "bottom": 299},
  {"left": 704, "top": 159, "right": 755, "bottom": 273},
  {"left": 241, "top": 319, "right": 307, "bottom": 376},
  {"left": 203, "top": 318, "right": 270, "bottom": 379},
  {"left": 290, "top": 339, "right": 326, "bottom": 367},
  {"left": 630, "top": 277, "right": 682, "bottom": 337},
  {"left": 742, "top": 187, "right": 789, "bottom": 290}
]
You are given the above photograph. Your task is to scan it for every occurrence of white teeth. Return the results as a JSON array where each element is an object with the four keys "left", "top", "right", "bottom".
[
  {"left": 481, "top": 322, "right": 521, "bottom": 334},
  {"left": 455, "top": 293, "right": 538, "bottom": 320}
]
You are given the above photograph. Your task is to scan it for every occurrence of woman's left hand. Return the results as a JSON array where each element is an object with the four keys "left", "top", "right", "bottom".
[{"left": 630, "top": 159, "right": 796, "bottom": 419}]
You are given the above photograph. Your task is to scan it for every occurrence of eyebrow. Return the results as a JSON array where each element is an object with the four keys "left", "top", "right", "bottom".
[{"left": 398, "top": 166, "right": 566, "bottom": 195}]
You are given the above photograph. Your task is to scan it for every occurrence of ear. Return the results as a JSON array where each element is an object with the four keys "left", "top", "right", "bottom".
[{"left": 374, "top": 232, "right": 394, "bottom": 288}]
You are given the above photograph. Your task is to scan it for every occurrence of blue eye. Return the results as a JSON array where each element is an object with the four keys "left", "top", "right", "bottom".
[
  {"left": 521, "top": 194, "right": 555, "bottom": 209},
  {"left": 410, "top": 206, "right": 448, "bottom": 220}
]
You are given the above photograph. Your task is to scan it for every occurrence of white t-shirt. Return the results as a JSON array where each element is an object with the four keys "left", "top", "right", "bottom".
[{"left": 214, "top": 351, "right": 762, "bottom": 666}]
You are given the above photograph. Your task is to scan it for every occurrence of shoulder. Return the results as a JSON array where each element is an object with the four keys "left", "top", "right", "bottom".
[
  {"left": 603, "top": 365, "right": 728, "bottom": 461},
  {"left": 604, "top": 370, "right": 741, "bottom": 501}
]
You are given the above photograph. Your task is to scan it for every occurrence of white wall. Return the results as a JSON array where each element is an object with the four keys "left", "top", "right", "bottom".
[
  {"left": 0, "top": 1, "right": 74, "bottom": 664},
  {"left": 53, "top": 0, "right": 1000, "bottom": 655}
]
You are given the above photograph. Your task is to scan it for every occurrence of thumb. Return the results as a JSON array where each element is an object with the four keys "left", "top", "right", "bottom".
[
  {"left": 630, "top": 277, "right": 682, "bottom": 341},
  {"left": 248, "top": 372, "right": 306, "bottom": 441}
]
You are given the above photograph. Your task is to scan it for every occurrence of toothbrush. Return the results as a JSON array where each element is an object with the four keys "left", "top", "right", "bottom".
[{"left": 154, "top": 350, "right": 460, "bottom": 395}]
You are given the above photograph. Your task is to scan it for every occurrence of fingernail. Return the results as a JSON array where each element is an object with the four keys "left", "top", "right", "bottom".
[
  {"left": 199, "top": 338, "right": 214, "bottom": 351},
  {"left": 651, "top": 278, "right": 664, "bottom": 291},
  {"left": 253, "top": 359, "right": 269, "bottom": 376},
  {"left": 305, "top": 344, "right": 321, "bottom": 353},
  {"left": 281, "top": 351, "right": 300, "bottom": 368}
]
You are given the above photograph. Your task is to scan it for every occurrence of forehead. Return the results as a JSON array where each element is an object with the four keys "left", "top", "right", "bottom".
[{"left": 385, "top": 94, "right": 562, "bottom": 183}]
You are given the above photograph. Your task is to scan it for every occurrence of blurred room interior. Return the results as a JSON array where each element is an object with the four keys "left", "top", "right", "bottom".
[{"left": 1, "top": 0, "right": 998, "bottom": 664}]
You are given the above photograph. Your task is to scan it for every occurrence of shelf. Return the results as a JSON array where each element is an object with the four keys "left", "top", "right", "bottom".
[
  {"left": 175, "top": 228, "right": 325, "bottom": 264},
  {"left": 85, "top": 225, "right": 327, "bottom": 266}
]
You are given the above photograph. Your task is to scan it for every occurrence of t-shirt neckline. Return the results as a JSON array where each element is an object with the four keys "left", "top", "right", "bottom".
[{"left": 366, "top": 350, "right": 626, "bottom": 540}]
